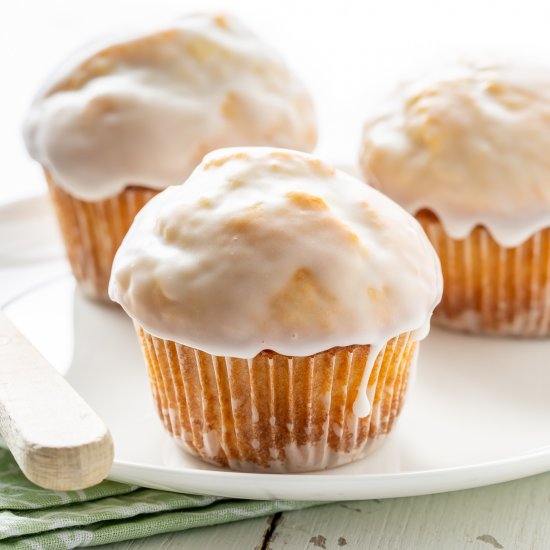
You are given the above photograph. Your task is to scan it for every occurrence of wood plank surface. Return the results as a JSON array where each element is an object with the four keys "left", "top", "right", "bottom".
[
  {"left": 98, "top": 516, "right": 271, "bottom": 550},
  {"left": 98, "top": 471, "right": 550, "bottom": 549},
  {"left": 268, "top": 473, "right": 550, "bottom": 549}
]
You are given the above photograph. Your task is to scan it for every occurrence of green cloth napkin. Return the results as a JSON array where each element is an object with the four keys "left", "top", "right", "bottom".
[{"left": 0, "top": 448, "right": 322, "bottom": 549}]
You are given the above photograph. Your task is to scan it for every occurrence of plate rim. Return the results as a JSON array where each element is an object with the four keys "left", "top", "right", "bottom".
[{"left": 3, "top": 194, "right": 550, "bottom": 500}]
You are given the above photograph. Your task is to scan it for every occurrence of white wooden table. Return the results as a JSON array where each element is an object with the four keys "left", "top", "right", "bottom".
[{"left": 98, "top": 471, "right": 550, "bottom": 549}]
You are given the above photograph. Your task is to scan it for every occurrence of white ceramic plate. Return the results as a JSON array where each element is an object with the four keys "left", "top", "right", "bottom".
[{"left": 3, "top": 196, "right": 550, "bottom": 501}]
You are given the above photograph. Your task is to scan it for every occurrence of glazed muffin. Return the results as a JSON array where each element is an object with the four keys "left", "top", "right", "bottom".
[
  {"left": 360, "top": 61, "right": 550, "bottom": 336},
  {"left": 24, "top": 13, "right": 316, "bottom": 301},
  {"left": 109, "top": 147, "right": 442, "bottom": 472}
]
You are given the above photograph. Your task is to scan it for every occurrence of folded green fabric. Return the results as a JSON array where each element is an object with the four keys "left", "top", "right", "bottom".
[{"left": 0, "top": 448, "right": 322, "bottom": 549}]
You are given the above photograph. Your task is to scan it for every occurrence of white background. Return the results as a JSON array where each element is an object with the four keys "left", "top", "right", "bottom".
[{"left": 2, "top": 0, "right": 550, "bottom": 204}]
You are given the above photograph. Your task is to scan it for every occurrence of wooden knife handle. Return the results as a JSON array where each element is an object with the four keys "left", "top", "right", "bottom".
[{"left": 0, "top": 311, "right": 113, "bottom": 490}]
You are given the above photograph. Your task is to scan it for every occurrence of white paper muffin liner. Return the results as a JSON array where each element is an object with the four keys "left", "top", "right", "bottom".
[
  {"left": 46, "top": 171, "right": 158, "bottom": 301},
  {"left": 136, "top": 325, "right": 417, "bottom": 473},
  {"left": 418, "top": 210, "right": 550, "bottom": 336}
]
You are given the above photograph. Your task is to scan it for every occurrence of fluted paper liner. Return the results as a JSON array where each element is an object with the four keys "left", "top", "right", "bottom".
[
  {"left": 136, "top": 325, "right": 417, "bottom": 472},
  {"left": 46, "top": 172, "right": 158, "bottom": 301},
  {"left": 417, "top": 209, "right": 550, "bottom": 336}
]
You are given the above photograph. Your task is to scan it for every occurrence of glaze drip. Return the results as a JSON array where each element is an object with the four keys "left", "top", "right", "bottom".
[{"left": 352, "top": 343, "right": 382, "bottom": 418}]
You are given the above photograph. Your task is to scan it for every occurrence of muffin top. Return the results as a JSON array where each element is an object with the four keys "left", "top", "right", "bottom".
[
  {"left": 360, "top": 62, "right": 550, "bottom": 246},
  {"left": 23, "top": 13, "right": 316, "bottom": 201},
  {"left": 109, "top": 147, "right": 442, "bottom": 359}
]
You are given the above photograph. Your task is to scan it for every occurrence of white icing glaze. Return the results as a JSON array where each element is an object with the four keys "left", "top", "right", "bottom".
[
  {"left": 360, "top": 61, "right": 550, "bottom": 247},
  {"left": 110, "top": 147, "right": 442, "bottom": 364},
  {"left": 24, "top": 13, "right": 316, "bottom": 201}
]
